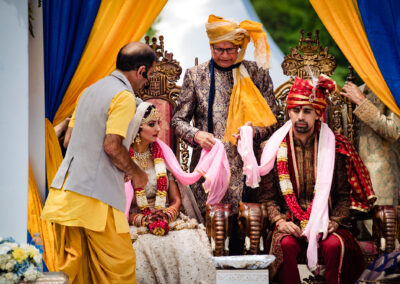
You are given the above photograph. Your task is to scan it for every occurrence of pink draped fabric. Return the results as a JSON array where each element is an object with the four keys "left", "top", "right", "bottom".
[
  {"left": 125, "top": 182, "right": 134, "bottom": 218},
  {"left": 125, "top": 138, "right": 230, "bottom": 218},
  {"left": 156, "top": 138, "right": 230, "bottom": 204},
  {"left": 237, "top": 121, "right": 292, "bottom": 188},
  {"left": 236, "top": 126, "right": 260, "bottom": 188},
  {"left": 237, "top": 121, "right": 336, "bottom": 271},
  {"left": 302, "top": 123, "right": 335, "bottom": 271}
]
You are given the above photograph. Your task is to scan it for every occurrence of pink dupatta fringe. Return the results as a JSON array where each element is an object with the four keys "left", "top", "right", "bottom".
[
  {"left": 237, "top": 121, "right": 335, "bottom": 271},
  {"left": 125, "top": 138, "right": 230, "bottom": 218}
]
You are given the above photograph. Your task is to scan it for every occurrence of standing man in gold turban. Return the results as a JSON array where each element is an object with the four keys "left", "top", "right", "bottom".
[{"left": 171, "top": 15, "right": 277, "bottom": 253}]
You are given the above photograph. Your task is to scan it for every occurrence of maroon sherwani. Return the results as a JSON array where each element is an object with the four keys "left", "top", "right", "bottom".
[{"left": 259, "top": 127, "right": 374, "bottom": 284}]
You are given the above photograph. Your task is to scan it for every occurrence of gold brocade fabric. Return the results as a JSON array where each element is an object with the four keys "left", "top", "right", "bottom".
[
  {"left": 171, "top": 60, "right": 277, "bottom": 214},
  {"left": 258, "top": 132, "right": 352, "bottom": 277},
  {"left": 354, "top": 85, "right": 400, "bottom": 205},
  {"left": 205, "top": 15, "right": 276, "bottom": 143},
  {"left": 292, "top": 133, "right": 317, "bottom": 211},
  {"left": 259, "top": 132, "right": 352, "bottom": 227}
]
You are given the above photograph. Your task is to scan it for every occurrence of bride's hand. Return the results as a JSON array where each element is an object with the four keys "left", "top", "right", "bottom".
[
  {"left": 148, "top": 210, "right": 168, "bottom": 222},
  {"left": 154, "top": 210, "right": 168, "bottom": 221}
]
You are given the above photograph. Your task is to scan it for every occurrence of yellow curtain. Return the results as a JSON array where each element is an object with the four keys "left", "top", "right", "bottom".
[
  {"left": 310, "top": 0, "right": 400, "bottom": 116},
  {"left": 45, "top": 119, "right": 64, "bottom": 188},
  {"left": 28, "top": 163, "right": 57, "bottom": 271},
  {"left": 53, "top": 0, "right": 167, "bottom": 125}
]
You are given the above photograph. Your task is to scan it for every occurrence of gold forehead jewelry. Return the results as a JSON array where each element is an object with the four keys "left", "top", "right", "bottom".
[{"left": 141, "top": 107, "right": 160, "bottom": 125}]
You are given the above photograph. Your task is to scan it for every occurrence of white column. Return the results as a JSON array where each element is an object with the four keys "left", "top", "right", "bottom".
[
  {"left": 29, "top": 0, "right": 46, "bottom": 202},
  {"left": 0, "top": 0, "right": 29, "bottom": 243}
]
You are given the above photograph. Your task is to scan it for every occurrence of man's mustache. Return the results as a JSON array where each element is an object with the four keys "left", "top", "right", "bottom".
[{"left": 295, "top": 120, "right": 307, "bottom": 125}]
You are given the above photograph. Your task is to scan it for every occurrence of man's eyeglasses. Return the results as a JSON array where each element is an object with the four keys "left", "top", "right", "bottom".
[{"left": 212, "top": 46, "right": 239, "bottom": 55}]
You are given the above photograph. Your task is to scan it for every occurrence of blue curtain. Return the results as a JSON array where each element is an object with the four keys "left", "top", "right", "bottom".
[
  {"left": 357, "top": 0, "right": 400, "bottom": 107},
  {"left": 43, "top": 0, "right": 101, "bottom": 122}
]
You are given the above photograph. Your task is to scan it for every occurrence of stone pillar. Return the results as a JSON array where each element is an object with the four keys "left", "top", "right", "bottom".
[{"left": 0, "top": 0, "right": 29, "bottom": 243}]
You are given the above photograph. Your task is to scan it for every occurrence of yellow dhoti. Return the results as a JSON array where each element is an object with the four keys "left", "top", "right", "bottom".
[{"left": 54, "top": 206, "right": 136, "bottom": 284}]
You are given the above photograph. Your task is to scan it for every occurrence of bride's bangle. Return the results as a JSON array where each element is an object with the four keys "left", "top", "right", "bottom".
[
  {"left": 132, "top": 213, "right": 146, "bottom": 227},
  {"left": 163, "top": 207, "right": 179, "bottom": 222}
]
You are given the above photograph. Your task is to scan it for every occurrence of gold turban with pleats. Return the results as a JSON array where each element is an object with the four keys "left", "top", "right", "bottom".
[{"left": 205, "top": 15, "right": 277, "bottom": 144}]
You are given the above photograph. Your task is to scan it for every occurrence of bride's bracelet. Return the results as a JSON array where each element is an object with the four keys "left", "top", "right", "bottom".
[
  {"left": 163, "top": 207, "right": 179, "bottom": 222},
  {"left": 132, "top": 213, "right": 148, "bottom": 227}
]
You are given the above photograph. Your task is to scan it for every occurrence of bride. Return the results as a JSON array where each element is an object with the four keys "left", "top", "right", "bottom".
[{"left": 126, "top": 102, "right": 216, "bottom": 284}]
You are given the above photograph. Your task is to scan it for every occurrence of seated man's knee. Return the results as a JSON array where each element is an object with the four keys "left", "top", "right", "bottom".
[
  {"left": 281, "top": 235, "right": 301, "bottom": 253},
  {"left": 320, "top": 234, "right": 341, "bottom": 254}
]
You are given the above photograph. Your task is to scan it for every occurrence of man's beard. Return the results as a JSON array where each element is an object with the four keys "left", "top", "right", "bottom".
[{"left": 294, "top": 121, "right": 310, "bottom": 133}]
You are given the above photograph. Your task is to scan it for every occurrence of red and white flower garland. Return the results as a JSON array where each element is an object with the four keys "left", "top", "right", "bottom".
[
  {"left": 133, "top": 142, "right": 168, "bottom": 213},
  {"left": 277, "top": 138, "right": 315, "bottom": 230}
]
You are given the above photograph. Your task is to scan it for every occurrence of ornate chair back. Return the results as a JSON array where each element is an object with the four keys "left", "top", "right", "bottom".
[
  {"left": 135, "top": 36, "right": 190, "bottom": 171},
  {"left": 274, "top": 30, "right": 356, "bottom": 143}
]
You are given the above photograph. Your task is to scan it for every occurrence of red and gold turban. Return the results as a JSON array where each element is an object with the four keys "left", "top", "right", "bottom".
[{"left": 286, "top": 75, "right": 336, "bottom": 116}]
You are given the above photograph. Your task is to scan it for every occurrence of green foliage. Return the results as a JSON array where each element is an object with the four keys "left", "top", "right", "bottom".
[
  {"left": 144, "top": 17, "right": 161, "bottom": 40},
  {"left": 251, "top": 0, "right": 359, "bottom": 86}
]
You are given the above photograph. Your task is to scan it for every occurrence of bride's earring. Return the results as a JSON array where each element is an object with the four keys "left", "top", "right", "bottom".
[{"left": 135, "top": 133, "right": 141, "bottom": 144}]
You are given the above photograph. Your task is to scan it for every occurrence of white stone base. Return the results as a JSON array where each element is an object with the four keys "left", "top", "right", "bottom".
[{"left": 216, "top": 269, "right": 269, "bottom": 284}]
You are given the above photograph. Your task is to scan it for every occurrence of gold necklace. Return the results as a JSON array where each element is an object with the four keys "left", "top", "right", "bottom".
[{"left": 133, "top": 147, "right": 153, "bottom": 169}]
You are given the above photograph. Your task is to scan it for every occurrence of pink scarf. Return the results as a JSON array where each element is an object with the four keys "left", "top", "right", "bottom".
[
  {"left": 237, "top": 121, "right": 335, "bottom": 271},
  {"left": 125, "top": 138, "right": 230, "bottom": 218}
]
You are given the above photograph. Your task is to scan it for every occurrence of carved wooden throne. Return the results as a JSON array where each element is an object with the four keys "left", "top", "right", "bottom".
[{"left": 136, "top": 36, "right": 190, "bottom": 171}]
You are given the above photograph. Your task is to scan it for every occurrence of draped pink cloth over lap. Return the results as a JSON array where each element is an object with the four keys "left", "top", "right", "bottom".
[
  {"left": 237, "top": 121, "right": 336, "bottom": 271},
  {"left": 125, "top": 138, "right": 230, "bottom": 218}
]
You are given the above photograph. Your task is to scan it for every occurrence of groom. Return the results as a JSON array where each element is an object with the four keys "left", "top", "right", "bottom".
[{"left": 258, "top": 75, "right": 375, "bottom": 284}]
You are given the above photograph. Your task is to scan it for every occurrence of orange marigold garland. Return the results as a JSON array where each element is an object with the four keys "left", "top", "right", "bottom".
[{"left": 277, "top": 138, "right": 314, "bottom": 230}]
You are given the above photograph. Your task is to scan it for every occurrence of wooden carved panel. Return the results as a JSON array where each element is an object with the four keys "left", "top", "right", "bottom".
[
  {"left": 135, "top": 35, "right": 190, "bottom": 171},
  {"left": 206, "top": 203, "right": 232, "bottom": 256},
  {"left": 282, "top": 30, "right": 336, "bottom": 79}
]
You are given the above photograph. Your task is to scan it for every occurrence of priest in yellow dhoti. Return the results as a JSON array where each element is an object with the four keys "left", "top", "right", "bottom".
[
  {"left": 171, "top": 15, "right": 278, "bottom": 253},
  {"left": 42, "top": 42, "right": 157, "bottom": 284}
]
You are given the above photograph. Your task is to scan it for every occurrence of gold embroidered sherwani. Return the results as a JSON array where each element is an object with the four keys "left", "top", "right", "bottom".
[
  {"left": 354, "top": 85, "right": 400, "bottom": 205},
  {"left": 259, "top": 131, "right": 352, "bottom": 277},
  {"left": 171, "top": 60, "right": 277, "bottom": 214}
]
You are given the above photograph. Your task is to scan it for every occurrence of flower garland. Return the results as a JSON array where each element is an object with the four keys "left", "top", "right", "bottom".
[
  {"left": 130, "top": 141, "right": 176, "bottom": 235},
  {"left": 132, "top": 142, "right": 168, "bottom": 213},
  {"left": 277, "top": 138, "right": 315, "bottom": 230},
  {"left": 148, "top": 220, "right": 170, "bottom": 236}
]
